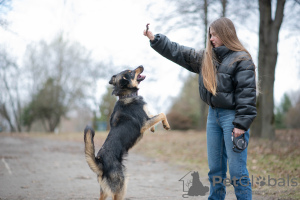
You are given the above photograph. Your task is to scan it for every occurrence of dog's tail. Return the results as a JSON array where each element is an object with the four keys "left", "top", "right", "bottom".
[{"left": 84, "top": 126, "right": 103, "bottom": 177}]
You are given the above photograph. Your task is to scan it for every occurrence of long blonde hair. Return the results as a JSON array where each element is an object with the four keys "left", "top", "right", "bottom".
[{"left": 202, "top": 17, "right": 254, "bottom": 96}]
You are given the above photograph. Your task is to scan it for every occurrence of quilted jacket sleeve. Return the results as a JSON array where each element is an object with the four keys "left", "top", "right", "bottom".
[
  {"left": 232, "top": 58, "right": 257, "bottom": 131},
  {"left": 150, "top": 34, "right": 203, "bottom": 74}
]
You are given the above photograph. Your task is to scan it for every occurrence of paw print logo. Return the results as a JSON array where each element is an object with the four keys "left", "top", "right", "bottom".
[{"left": 256, "top": 176, "right": 266, "bottom": 186}]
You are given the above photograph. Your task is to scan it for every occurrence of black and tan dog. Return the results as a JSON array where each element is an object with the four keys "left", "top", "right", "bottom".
[{"left": 84, "top": 65, "right": 170, "bottom": 200}]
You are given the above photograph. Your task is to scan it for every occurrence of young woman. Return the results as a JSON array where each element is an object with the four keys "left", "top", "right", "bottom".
[{"left": 144, "top": 17, "right": 257, "bottom": 200}]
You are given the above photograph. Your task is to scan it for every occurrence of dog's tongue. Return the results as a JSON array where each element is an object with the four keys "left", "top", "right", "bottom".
[{"left": 137, "top": 75, "right": 146, "bottom": 82}]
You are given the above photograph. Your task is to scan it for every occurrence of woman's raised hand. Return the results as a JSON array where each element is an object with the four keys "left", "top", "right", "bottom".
[{"left": 143, "top": 23, "right": 155, "bottom": 41}]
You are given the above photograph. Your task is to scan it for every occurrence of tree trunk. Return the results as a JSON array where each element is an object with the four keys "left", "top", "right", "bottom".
[
  {"left": 251, "top": 0, "right": 285, "bottom": 138},
  {"left": 198, "top": 0, "right": 209, "bottom": 131},
  {"left": 203, "top": 0, "right": 208, "bottom": 47},
  {"left": 0, "top": 104, "right": 16, "bottom": 132},
  {"left": 3, "top": 74, "right": 22, "bottom": 132},
  {"left": 199, "top": 0, "right": 228, "bottom": 131},
  {"left": 221, "top": 0, "right": 227, "bottom": 17}
]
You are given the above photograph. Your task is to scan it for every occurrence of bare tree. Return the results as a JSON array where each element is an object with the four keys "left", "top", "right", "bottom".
[
  {"left": 251, "top": 0, "right": 286, "bottom": 138},
  {"left": 0, "top": 0, "right": 18, "bottom": 132},
  {"left": 0, "top": 48, "right": 22, "bottom": 132},
  {"left": 151, "top": 0, "right": 229, "bottom": 130},
  {"left": 22, "top": 33, "right": 99, "bottom": 132},
  {"left": 151, "top": 0, "right": 299, "bottom": 137},
  {"left": 150, "top": 0, "right": 217, "bottom": 44},
  {"left": 285, "top": 94, "right": 300, "bottom": 128},
  {"left": 99, "top": 86, "right": 117, "bottom": 131}
]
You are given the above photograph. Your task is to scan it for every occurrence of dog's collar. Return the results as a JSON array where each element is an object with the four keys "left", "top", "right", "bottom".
[{"left": 118, "top": 92, "right": 138, "bottom": 100}]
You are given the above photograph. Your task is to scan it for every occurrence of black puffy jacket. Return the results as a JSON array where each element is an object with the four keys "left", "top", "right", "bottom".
[{"left": 150, "top": 34, "right": 256, "bottom": 131}]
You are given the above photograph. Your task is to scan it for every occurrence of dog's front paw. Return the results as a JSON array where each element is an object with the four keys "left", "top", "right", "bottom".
[
  {"left": 150, "top": 126, "right": 155, "bottom": 132},
  {"left": 162, "top": 121, "right": 170, "bottom": 130},
  {"left": 163, "top": 125, "right": 170, "bottom": 130}
]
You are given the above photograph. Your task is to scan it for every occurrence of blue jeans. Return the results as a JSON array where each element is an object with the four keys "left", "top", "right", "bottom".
[{"left": 206, "top": 107, "right": 252, "bottom": 200}]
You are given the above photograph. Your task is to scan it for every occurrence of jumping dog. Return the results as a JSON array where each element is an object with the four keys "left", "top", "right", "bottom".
[{"left": 84, "top": 65, "right": 170, "bottom": 200}]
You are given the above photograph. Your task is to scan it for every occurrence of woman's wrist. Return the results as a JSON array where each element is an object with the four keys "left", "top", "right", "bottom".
[
  {"left": 150, "top": 34, "right": 160, "bottom": 44},
  {"left": 149, "top": 35, "right": 155, "bottom": 41}
]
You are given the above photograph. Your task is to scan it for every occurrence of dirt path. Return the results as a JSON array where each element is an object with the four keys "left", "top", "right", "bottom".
[{"left": 0, "top": 134, "right": 270, "bottom": 200}]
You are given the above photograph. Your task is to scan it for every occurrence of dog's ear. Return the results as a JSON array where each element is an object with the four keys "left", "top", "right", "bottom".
[
  {"left": 109, "top": 75, "right": 116, "bottom": 85},
  {"left": 120, "top": 76, "right": 129, "bottom": 87}
]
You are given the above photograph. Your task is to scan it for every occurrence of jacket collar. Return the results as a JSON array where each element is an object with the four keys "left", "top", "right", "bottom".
[{"left": 213, "top": 45, "right": 231, "bottom": 61}]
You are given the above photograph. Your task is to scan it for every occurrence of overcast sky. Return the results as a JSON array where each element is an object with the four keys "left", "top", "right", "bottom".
[{"left": 1, "top": 0, "right": 299, "bottom": 114}]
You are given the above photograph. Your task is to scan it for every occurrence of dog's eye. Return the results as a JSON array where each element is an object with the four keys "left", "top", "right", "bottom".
[{"left": 124, "top": 74, "right": 130, "bottom": 79}]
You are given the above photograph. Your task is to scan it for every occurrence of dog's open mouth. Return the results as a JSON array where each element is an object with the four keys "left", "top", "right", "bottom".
[{"left": 137, "top": 74, "right": 146, "bottom": 83}]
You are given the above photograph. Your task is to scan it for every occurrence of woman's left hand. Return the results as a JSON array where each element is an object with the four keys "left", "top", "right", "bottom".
[{"left": 232, "top": 127, "right": 245, "bottom": 138}]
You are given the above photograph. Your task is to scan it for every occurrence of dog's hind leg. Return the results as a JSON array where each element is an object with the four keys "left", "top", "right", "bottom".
[
  {"left": 112, "top": 176, "right": 127, "bottom": 200},
  {"left": 113, "top": 194, "right": 124, "bottom": 200},
  {"left": 113, "top": 190, "right": 125, "bottom": 200},
  {"left": 99, "top": 187, "right": 108, "bottom": 200},
  {"left": 100, "top": 193, "right": 108, "bottom": 200},
  {"left": 141, "top": 113, "right": 170, "bottom": 133}
]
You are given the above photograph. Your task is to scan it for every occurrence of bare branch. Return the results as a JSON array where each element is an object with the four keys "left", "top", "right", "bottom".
[
  {"left": 220, "top": 0, "right": 227, "bottom": 17},
  {"left": 273, "top": 0, "right": 286, "bottom": 31}
]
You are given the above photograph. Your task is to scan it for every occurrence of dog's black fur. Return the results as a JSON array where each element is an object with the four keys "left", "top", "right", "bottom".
[{"left": 84, "top": 66, "right": 170, "bottom": 200}]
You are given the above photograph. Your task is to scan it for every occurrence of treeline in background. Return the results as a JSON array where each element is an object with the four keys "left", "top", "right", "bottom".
[{"left": 1, "top": 0, "right": 300, "bottom": 139}]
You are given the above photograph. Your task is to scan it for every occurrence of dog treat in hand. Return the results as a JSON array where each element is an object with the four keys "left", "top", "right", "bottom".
[{"left": 146, "top": 23, "right": 150, "bottom": 34}]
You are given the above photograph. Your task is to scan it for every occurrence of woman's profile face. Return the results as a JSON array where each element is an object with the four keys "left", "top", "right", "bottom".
[{"left": 209, "top": 27, "right": 223, "bottom": 48}]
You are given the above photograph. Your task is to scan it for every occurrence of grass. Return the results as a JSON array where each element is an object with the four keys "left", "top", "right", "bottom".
[{"left": 12, "top": 128, "right": 300, "bottom": 199}]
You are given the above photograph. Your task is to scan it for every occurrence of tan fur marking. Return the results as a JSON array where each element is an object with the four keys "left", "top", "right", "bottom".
[
  {"left": 143, "top": 105, "right": 155, "bottom": 132},
  {"left": 130, "top": 67, "right": 143, "bottom": 88},
  {"left": 112, "top": 111, "right": 120, "bottom": 126},
  {"left": 149, "top": 115, "right": 155, "bottom": 132},
  {"left": 142, "top": 104, "right": 150, "bottom": 116},
  {"left": 112, "top": 180, "right": 126, "bottom": 200},
  {"left": 99, "top": 192, "right": 108, "bottom": 200},
  {"left": 98, "top": 178, "right": 113, "bottom": 196},
  {"left": 130, "top": 78, "right": 138, "bottom": 88},
  {"left": 84, "top": 131, "right": 102, "bottom": 176},
  {"left": 97, "top": 173, "right": 127, "bottom": 199}
]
